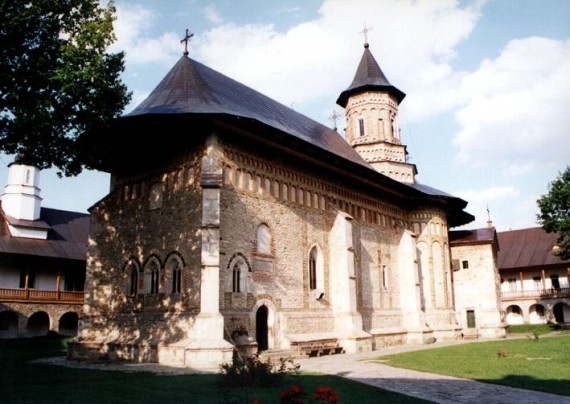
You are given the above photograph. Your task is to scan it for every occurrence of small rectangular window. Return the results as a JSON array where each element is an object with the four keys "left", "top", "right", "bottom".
[
  {"left": 466, "top": 310, "right": 476, "bottom": 328},
  {"left": 358, "top": 119, "right": 365, "bottom": 137},
  {"left": 462, "top": 260, "right": 469, "bottom": 269}
]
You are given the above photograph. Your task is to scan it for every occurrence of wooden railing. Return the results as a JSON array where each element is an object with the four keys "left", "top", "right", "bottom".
[
  {"left": 501, "top": 287, "right": 570, "bottom": 300},
  {"left": 0, "top": 288, "right": 84, "bottom": 303}
]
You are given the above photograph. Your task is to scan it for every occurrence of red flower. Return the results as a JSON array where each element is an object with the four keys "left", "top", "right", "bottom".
[
  {"left": 313, "top": 386, "right": 339, "bottom": 403},
  {"left": 279, "top": 390, "right": 291, "bottom": 400}
]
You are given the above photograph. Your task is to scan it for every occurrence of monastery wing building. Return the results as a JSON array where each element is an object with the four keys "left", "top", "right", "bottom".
[{"left": 70, "top": 40, "right": 492, "bottom": 368}]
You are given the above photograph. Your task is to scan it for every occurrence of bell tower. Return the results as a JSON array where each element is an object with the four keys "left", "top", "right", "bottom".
[{"left": 337, "top": 42, "right": 417, "bottom": 184}]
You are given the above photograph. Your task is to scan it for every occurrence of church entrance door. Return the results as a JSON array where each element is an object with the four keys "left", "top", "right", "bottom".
[{"left": 256, "top": 305, "right": 268, "bottom": 351}]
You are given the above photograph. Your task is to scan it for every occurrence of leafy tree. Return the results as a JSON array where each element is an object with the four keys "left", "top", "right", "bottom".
[
  {"left": 537, "top": 166, "right": 570, "bottom": 260},
  {"left": 0, "top": 0, "right": 131, "bottom": 176}
]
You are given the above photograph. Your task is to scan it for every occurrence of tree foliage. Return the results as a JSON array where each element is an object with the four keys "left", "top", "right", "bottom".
[
  {"left": 0, "top": 0, "right": 131, "bottom": 176},
  {"left": 537, "top": 166, "right": 570, "bottom": 260}
]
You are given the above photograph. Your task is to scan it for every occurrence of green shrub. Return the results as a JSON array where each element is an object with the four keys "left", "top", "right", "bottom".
[{"left": 218, "top": 350, "right": 300, "bottom": 388}]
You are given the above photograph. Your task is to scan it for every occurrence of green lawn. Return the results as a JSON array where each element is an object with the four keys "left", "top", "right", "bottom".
[
  {"left": 375, "top": 334, "right": 570, "bottom": 396},
  {"left": 507, "top": 323, "right": 565, "bottom": 335},
  {"left": 0, "top": 336, "right": 428, "bottom": 404}
]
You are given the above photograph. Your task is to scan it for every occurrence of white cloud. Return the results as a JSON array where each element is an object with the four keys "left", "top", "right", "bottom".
[
  {"left": 192, "top": 0, "right": 481, "bottom": 120},
  {"left": 109, "top": 0, "right": 482, "bottom": 123},
  {"left": 111, "top": 4, "right": 181, "bottom": 64},
  {"left": 203, "top": 6, "right": 224, "bottom": 25},
  {"left": 456, "top": 185, "right": 520, "bottom": 206},
  {"left": 454, "top": 185, "right": 522, "bottom": 229},
  {"left": 454, "top": 37, "right": 570, "bottom": 171}
]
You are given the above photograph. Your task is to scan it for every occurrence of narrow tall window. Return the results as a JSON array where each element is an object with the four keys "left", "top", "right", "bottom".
[
  {"left": 151, "top": 267, "right": 159, "bottom": 294},
  {"left": 165, "top": 255, "right": 183, "bottom": 294},
  {"left": 309, "top": 247, "right": 317, "bottom": 290},
  {"left": 382, "top": 265, "right": 389, "bottom": 289},
  {"left": 130, "top": 267, "right": 138, "bottom": 296},
  {"left": 232, "top": 263, "right": 241, "bottom": 293},
  {"left": 358, "top": 119, "right": 365, "bottom": 137},
  {"left": 172, "top": 262, "right": 182, "bottom": 294},
  {"left": 144, "top": 259, "right": 161, "bottom": 294}
]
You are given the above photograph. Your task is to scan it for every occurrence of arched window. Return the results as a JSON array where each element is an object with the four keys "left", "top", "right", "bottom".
[
  {"left": 123, "top": 258, "right": 140, "bottom": 297},
  {"left": 165, "top": 254, "right": 184, "bottom": 294},
  {"left": 308, "top": 245, "right": 324, "bottom": 297},
  {"left": 230, "top": 255, "right": 249, "bottom": 293},
  {"left": 309, "top": 247, "right": 317, "bottom": 290},
  {"left": 256, "top": 224, "right": 271, "bottom": 255},
  {"left": 144, "top": 257, "right": 161, "bottom": 295}
]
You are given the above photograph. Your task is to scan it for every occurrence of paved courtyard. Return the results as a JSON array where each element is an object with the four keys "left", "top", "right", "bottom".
[{"left": 295, "top": 339, "right": 569, "bottom": 404}]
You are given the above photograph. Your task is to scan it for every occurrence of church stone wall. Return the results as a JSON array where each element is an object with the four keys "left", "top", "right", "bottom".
[
  {"left": 73, "top": 134, "right": 464, "bottom": 361},
  {"left": 218, "top": 141, "right": 460, "bottom": 350},
  {"left": 452, "top": 242, "right": 506, "bottom": 338},
  {"left": 75, "top": 150, "right": 206, "bottom": 359}
]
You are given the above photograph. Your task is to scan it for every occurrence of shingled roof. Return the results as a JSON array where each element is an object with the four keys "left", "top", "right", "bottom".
[
  {"left": 125, "top": 55, "right": 372, "bottom": 171},
  {"left": 497, "top": 227, "right": 569, "bottom": 269},
  {"left": 449, "top": 226, "right": 497, "bottom": 246},
  {"left": 336, "top": 43, "right": 405, "bottom": 107},
  {"left": 0, "top": 202, "right": 89, "bottom": 261}
]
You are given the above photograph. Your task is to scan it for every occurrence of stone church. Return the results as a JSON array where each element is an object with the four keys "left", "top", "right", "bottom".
[{"left": 69, "top": 38, "right": 494, "bottom": 368}]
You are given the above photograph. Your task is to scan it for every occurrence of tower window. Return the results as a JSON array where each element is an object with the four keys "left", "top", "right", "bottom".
[{"left": 358, "top": 119, "right": 365, "bottom": 137}]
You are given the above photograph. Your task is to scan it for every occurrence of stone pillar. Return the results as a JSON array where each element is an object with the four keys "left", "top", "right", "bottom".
[
  {"left": 399, "top": 230, "right": 433, "bottom": 344},
  {"left": 178, "top": 133, "right": 233, "bottom": 368},
  {"left": 329, "top": 211, "right": 371, "bottom": 352}
]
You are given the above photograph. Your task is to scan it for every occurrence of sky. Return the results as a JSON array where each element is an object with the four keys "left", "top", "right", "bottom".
[{"left": 1, "top": 0, "right": 569, "bottom": 232}]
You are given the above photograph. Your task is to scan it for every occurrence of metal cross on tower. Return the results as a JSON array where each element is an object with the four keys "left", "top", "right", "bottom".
[
  {"left": 360, "top": 24, "right": 372, "bottom": 45},
  {"left": 180, "top": 28, "right": 194, "bottom": 56}
]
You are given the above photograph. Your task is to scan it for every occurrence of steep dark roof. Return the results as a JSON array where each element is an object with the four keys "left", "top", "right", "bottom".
[
  {"left": 0, "top": 203, "right": 89, "bottom": 261},
  {"left": 336, "top": 43, "right": 405, "bottom": 107},
  {"left": 497, "top": 227, "right": 569, "bottom": 269},
  {"left": 126, "top": 55, "right": 371, "bottom": 171}
]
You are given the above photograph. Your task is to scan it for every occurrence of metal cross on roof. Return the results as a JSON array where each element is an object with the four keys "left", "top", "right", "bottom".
[
  {"left": 360, "top": 24, "right": 372, "bottom": 44},
  {"left": 180, "top": 28, "right": 194, "bottom": 56},
  {"left": 329, "top": 110, "right": 340, "bottom": 131}
]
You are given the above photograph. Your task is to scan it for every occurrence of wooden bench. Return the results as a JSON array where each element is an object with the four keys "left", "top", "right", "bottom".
[{"left": 293, "top": 339, "right": 344, "bottom": 357}]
